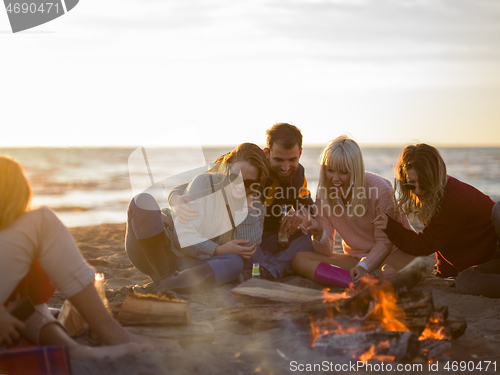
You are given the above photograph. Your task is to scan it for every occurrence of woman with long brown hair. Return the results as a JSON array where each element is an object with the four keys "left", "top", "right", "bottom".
[
  {"left": 125, "top": 143, "right": 269, "bottom": 293},
  {"left": 0, "top": 156, "right": 154, "bottom": 357},
  {"left": 372, "top": 143, "right": 500, "bottom": 298}
]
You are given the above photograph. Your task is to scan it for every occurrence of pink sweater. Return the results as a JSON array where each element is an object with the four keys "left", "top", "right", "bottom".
[{"left": 313, "top": 172, "right": 413, "bottom": 272}]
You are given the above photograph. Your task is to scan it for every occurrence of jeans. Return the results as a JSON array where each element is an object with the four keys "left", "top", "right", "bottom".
[
  {"left": 125, "top": 193, "right": 244, "bottom": 286},
  {"left": 456, "top": 200, "right": 500, "bottom": 298},
  {"left": 248, "top": 230, "right": 314, "bottom": 279}
]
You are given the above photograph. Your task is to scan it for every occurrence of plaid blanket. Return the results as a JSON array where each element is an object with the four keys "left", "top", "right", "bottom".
[{"left": 0, "top": 345, "right": 71, "bottom": 375}]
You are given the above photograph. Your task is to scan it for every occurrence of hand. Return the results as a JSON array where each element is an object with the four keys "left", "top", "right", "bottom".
[
  {"left": 278, "top": 207, "right": 303, "bottom": 239},
  {"left": 214, "top": 239, "right": 257, "bottom": 259},
  {"left": 350, "top": 265, "right": 368, "bottom": 283},
  {"left": 171, "top": 194, "right": 199, "bottom": 224},
  {"left": 297, "top": 204, "right": 323, "bottom": 238},
  {"left": 0, "top": 304, "right": 25, "bottom": 347},
  {"left": 370, "top": 206, "right": 388, "bottom": 231}
]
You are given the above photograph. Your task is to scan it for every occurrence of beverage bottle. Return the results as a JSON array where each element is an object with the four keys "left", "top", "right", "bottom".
[
  {"left": 252, "top": 263, "right": 261, "bottom": 279},
  {"left": 277, "top": 204, "right": 289, "bottom": 250}
]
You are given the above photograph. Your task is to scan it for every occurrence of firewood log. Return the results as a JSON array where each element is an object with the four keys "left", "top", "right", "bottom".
[
  {"left": 316, "top": 328, "right": 420, "bottom": 361},
  {"left": 117, "top": 293, "right": 191, "bottom": 326}
]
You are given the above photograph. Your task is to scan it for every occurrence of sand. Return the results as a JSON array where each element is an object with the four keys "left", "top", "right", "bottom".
[{"left": 45, "top": 223, "right": 500, "bottom": 375}]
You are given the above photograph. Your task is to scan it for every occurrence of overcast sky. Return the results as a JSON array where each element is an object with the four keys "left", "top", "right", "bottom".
[{"left": 1, "top": 0, "right": 500, "bottom": 147}]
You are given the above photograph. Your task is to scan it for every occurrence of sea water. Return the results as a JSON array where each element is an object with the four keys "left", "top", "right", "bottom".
[{"left": 1, "top": 146, "right": 498, "bottom": 227}]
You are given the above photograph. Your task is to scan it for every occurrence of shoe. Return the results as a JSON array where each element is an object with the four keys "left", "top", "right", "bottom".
[
  {"left": 138, "top": 231, "right": 178, "bottom": 279},
  {"left": 313, "top": 262, "right": 352, "bottom": 288},
  {"left": 153, "top": 263, "right": 215, "bottom": 294},
  {"left": 260, "top": 266, "right": 277, "bottom": 281}
]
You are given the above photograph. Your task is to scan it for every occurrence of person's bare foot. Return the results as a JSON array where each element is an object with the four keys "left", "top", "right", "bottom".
[
  {"left": 69, "top": 342, "right": 148, "bottom": 359},
  {"left": 127, "top": 331, "right": 179, "bottom": 351}
]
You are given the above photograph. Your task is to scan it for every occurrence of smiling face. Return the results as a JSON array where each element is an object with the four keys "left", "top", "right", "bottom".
[
  {"left": 406, "top": 168, "right": 427, "bottom": 202},
  {"left": 325, "top": 164, "right": 352, "bottom": 198},
  {"left": 228, "top": 161, "right": 260, "bottom": 199},
  {"left": 264, "top": 142, "right": 301, "bottom": 183}
]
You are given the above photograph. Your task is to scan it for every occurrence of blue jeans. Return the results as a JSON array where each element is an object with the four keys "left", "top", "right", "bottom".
[
  {"left": 125, "top": 194, "right": 244, "bottom": 285},
  {"left": 248, "top": 230, "right": 314, "bottom": 279}
]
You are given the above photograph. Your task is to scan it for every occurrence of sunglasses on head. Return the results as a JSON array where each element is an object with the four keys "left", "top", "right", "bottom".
[{"left": 228, "top": 170, "right": 259, "bottom": 190}]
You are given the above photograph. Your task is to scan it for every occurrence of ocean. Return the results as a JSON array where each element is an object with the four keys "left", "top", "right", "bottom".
[{"left": 1, "top": 146, "right": 499, "bottom": 228}]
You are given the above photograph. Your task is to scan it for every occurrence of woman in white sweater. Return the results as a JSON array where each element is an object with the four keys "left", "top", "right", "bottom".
[
  {"left": 0, "top": 156, "right": 153, "bottom": 357},
  {"left": 125, "top": 143, "right": 269, "bottom": 293}
]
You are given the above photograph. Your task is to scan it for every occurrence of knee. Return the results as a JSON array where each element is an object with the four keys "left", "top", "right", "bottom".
[
  {"left": 492, "top": 201, "right": 500, "bottom": 236},
  {"left": 225, "top": 253, "right": 244, "bottom": 271},
  {"left": 129, "top": 193, "right": 159, "bottom": 212},
  {"left": 292, "top": 251, "right": 311, "bottom": 273},
  {"left": 456, "top": 266, "right": 480, "bottom": 296}
]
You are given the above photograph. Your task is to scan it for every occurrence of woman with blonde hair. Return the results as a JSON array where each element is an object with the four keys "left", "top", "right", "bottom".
[
  {"left": 0, "top": 156, "right": 154, "bottom": 357},
  {"left": 125, "top": 143, "right": 268, "bottom": 293},
  {"left": 292, "top": 136, "right": 412, "bottom": 286},
  {"left": 372, "top": 143, "right": 500, "bottom": 298}
]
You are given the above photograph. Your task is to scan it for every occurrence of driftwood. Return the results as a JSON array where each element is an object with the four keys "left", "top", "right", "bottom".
[
  {"left": 117, "top": 293, "right": 191, "bottom": 326},
  {"left": 231, "top": 278, "right": 326, "bottom": 305},
  {"left": 316, "top": 329, "right": 420, "bottom": 361},
  {"left": 126, "top": 322, "right": 214, "bottom": 344},
  {"left": 57, "top": 299, "right": 89, "bottom": 337}
]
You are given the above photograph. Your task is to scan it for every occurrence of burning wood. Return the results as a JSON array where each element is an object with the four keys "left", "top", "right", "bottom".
[
  {"left": 221, "top": 257, "right": 465, "bottom": 362},
  {"left": 314, "top": 328, "right": 420, "bottom": 361}
]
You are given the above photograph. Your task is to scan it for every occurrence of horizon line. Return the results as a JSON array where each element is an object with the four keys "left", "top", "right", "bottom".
[{"left": 1, "top": 143, "right": 500, "bottom": 149}]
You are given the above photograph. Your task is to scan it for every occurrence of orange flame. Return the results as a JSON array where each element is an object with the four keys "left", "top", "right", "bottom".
[
  {"left": 357, "top": 341, "right": 396, "bottom": 364},
  {"left": 419, "top": 313, "right": 448, "bottom": 340},
  {"left": 358, "top": 345, "right": 376, "bottom": 363},
  {"left": 310, "top": 278, "right": 408, "bottom": 348}
]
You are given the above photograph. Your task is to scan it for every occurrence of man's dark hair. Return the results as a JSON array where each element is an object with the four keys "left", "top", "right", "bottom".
[{"left": 266, "top": 123, "right": 303, "bottom": 150}]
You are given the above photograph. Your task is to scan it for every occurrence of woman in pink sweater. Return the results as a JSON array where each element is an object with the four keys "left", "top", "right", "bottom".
[{"left": 292, "top": 136, "right": 412, "bottom": 286}]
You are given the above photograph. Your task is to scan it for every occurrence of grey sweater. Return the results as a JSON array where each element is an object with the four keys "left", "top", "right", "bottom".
[{"left": 161, "top": 172, "right": 264, "bottom": 259}]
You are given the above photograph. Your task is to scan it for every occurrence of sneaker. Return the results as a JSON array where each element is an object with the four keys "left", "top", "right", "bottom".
[{"left": 260, "top": 266, "right": 277, "bottom": 281}]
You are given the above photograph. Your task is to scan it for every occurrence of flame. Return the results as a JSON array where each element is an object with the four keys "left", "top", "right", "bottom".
[
  {"left": 359, "top": 345, "right": 375, "bottom": 363},
  {"left": 419, "top": 313, "right": 448, "bottom": 340},
  {"left": 357, "top": 341, "right": 396, "bottom": 364},
  {"left": 367, "top": 282, "right": 408, "bottom": 332},
  {"left": 310, "top": 278, "right": 408, "bottom": 348}
]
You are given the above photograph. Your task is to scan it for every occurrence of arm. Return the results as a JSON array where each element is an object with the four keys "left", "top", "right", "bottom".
[
  {"left": 360, "top": 185, "right": 400, "bottom": 272},
  {"left": 233, "top": 197, "right": 265, "bottom": 247},
  {"left": 172, "top": 174, "right": 228, "bottom": 259},
  {"left": 167, "top": 182, "right": 189, "bottom": 206},
  {"left": 379, "top": 192, "right": 464, "bottom": 257},
  {"left": 308, "top": 200, "right": 337, "bottom": 256},
  {"left": 168, "top": 182, "right": 198, "bottom": 224}
]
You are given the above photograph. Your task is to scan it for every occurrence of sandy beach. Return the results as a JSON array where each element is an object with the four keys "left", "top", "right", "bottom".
[{"left": 45, "top": 223, "right": 500, "bottom": 375}]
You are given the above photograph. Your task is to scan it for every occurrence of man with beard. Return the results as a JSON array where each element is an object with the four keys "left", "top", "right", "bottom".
[{"left": 169, "top": 123, "right": 315, "bottom": 280}]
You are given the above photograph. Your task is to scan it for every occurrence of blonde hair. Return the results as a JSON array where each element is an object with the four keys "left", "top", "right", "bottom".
[
  {"left": 209, "top": 143, "right": 269, "bottom": 245},
  {"left": 318, "top": 136, "right": 367, "bottom": 215},
  {"left": 0, "top": 156, "right": 32, "bottom": 229},
  {"left": 394, "top": 143, "right": 447, "bottom": 224}
]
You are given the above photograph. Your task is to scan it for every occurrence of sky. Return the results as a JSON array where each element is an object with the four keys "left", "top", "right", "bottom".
[{"left": 1, "top": 0, "right": 500, "bottom": 147}]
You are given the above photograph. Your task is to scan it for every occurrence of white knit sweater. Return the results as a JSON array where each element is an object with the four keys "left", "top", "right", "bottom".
[{"left": 161, "top": 172, "right": 264, "bottom": 259}]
